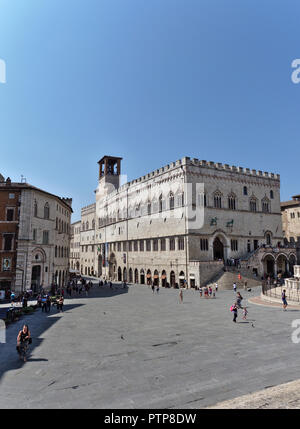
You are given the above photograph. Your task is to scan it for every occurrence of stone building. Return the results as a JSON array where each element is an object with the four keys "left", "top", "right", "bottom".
[
  {"left": 281, "top": 195, "right": 300, "bottom": 245},
  {"left": 0, "top": 176, "right": 72, "bottom": 293},
  {"left": 80, "top": 203, "right": 96, "bottom": 277},
  {"left": 74, "top": 156, "right": 296, "bottom": 287},
  {"left": 70, "top": 220, "right": 81, "bottom": 272},
  {"left": 0, "top": 176, "right": 21, "bottom": 293}
]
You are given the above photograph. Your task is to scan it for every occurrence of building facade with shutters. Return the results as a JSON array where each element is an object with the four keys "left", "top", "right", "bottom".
[
  {"left": 0, "top": 175, "right": 72, "bottom": 294},
  {"left": 80, "top": 203, "right": 96, "bottom": 277},
  {"left": 70, "top": 220, "right": 81, "bottom": 273},
  {"left": 74, "top": 156, "right": 295, "bottom": 287}
]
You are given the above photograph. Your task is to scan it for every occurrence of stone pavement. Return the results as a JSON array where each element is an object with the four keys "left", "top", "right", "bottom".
[
  {"left": 248, "top": 295, "right": 300, "bottom": 309},
  {"left": 208, "top": 379, "right": 300, "bottom": 408},
  {"left": 1, "top": 283, "right": 300, "bottom": 409}
]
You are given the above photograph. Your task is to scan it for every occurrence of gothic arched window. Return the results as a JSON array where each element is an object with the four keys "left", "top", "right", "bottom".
[
  {"left": 228, "top": 193, "right": 236, "bottom": 210},
  {"left": 169, "top": 192, "right": 174, "bottom": 210},
  {"left": 214, "top": 191, "right": 222, "bottom": 209}
]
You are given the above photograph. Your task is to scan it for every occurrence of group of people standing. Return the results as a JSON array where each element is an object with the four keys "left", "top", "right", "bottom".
[{"left": 199, "top": 285, "right": 217, "bottom": 298}]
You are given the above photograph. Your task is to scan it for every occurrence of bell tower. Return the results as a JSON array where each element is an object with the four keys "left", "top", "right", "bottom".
[{"left": 97, "top": 156, "right": 122, "bottom": 194}]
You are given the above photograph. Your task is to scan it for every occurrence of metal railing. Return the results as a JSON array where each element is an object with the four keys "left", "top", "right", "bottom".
[{"left": 262, "top": 281, "right": 300, "bottom": 303}]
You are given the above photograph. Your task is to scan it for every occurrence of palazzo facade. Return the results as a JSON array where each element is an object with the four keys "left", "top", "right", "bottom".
[{"left": 73, "top": 155, "right": 296, "bottom": 287}]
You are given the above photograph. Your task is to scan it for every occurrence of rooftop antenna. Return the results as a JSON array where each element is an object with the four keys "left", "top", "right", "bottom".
[{"left": 21, "top": 175, "right": 26, "bottom": 183}]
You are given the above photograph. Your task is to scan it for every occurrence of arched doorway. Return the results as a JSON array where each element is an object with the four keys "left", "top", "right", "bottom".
[
  {"left": 108, "top": 253, "right": 117, "bottom": 279},
  {"left": 179, "top": 271, "right": 185, "bottom": 287},
  {"left": 170, "top": 271, "right": 176, "bottom": 288},
  {"left": 146, "top": 269, "right": 152, "bottom": 285},
  {"left": 140, "top": 269, "right": 145, "bottom": 284},
  {"left": 123, "top": 267, "right": 127, "bottom": 282},
  {"left": 129, "top": 268, "right": 133, "bottom": 283},
  {"left": 134, "top": 269, "right": 139, "bottom": 284},
  {"left": 289, "top": 254, "right": 296, "bottom": 275},
  {"left": 213, "top": 237, "right": 224, "bottom": 260},
  {"left": 153, "top": 270, "right": 159, "bottom": 286},
  {"left": 31, "top": 265, "right": 41, "bottom": 293},
  {"left": 263, "top": 255, "right": 275, "bottom": 277},
  {"left": 98, "top": 255, "right": 103, "bottom": 277},
  {"left": 118, "top": 267, "right": 122, "bottom": 281},
  {"left": 276, "top": 254, "right": 288, "bottom": 277},
  {"left": 161, "top": 270, "right": 167, "bottom": 287}
]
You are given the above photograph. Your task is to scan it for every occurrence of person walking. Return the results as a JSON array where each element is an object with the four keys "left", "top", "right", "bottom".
[
  {"left": 215, "top": 283, "right": 218, "bottom": 293},
  {"left": 151, "top": 284, "right": 155, "bottom": 294},
  {"left": 208, "top": 286, "right": 212, "bottom": 298},
  {"left": 199, "top": 287, "right": 203, "bottom": 297},
  {"left": 231, "top": 303, "right": 238, "bottom": 323},
  {"left": 233, "top": 282, "right": 237, "bottom": 293},
  {"left": 179, "top": 289, "right": 183, "bottom": 303},
  {"left": 282, "top": 289, "right": 288, "bottom": 311},
  {"left": 156, "top": 285, "right": 159, "bottom": 294},
  {"left": 41, "top": 296, "right": 47, "bottom": 313},
  {"left": 57, "top": 295, "right": 64, "bottom": 312},
  {"left": 236, "top": 292, "right": 243, "bottom": 309},
  {"left": 17, "top": 324, "right": 31, "bottom": 362},
  {"left": 46, "top": 294, "right": 51, "bottom": 313},
  {"left": 242, "top": 307, "right": 248, "bottom": 320},
  {"left": 204, "top": 287, "right": 209, "bottom": 298}
]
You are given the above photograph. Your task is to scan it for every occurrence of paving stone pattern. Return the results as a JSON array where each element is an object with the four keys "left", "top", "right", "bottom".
[{"left": 1, "top": 284, "right": 300, "bottom": 409}]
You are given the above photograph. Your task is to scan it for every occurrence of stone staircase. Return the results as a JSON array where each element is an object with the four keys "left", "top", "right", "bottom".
[{"left": 206, "top": 267, "right": 261, "bottom": 290}]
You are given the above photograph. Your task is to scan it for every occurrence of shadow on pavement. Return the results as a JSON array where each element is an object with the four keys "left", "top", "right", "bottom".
[
  {"left": 64, "top": 285, "right": 129, "bottom": 300},
  {"left": 0, "top": 303, "right": 84, "bottom": 382}
]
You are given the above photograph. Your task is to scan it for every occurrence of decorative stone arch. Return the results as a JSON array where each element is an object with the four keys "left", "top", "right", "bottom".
[
  {"left": 289, "top": 253, "right": 297, "bottom": 275},
  {"left": 227, "top": 192, "right": 237, "bottom": 210},
  {"left": 32, "top": 247, "right": 47, "bottom": 263},
  {"left": 123, "top": 267, "right": 127, "bottom": 282},
  {"left": 249, "top": 194, "right": 258, "bottom": 212},
  {"left": 264, "top": 230, "right": 273, "bottom": 246},
  {"left": 276, "top": 253, "right": 289, "bottom": 276},
  {"left": 211, "top": 231, "right": 229, "bottom": 262},
  {"left": 118, "top": 266, "right": 122, "bottom": 282},
  {"left": 170, "top": 270, "right": 176, "bottom": 288},
  {"left": 262, "top": 253, "right": 276, "bottom": 277},
  {"left": 161, "top": 270, "right": 167, "bottom": 287},
  {"left": 213, "top": 189, "right": 223, "bottom": 209},
  {"left": 134, "top": 268, "right": 139, "bottom": 284},
  {"left": 108, "top": 253, "right": 117, "bottom": 279},
  {"left": 169, "top": 192, "right": 175, "bottom": 210},
  {"left": 262, "top": 196, "right": 271, "bottom": 213},
  {"left": 129, "top": 267, "right": 133, "bottom": 283},
  {"left": 146, "top": 269, "right": 152, "bottom": 285},
  {"left": 179, "top": 271, "right": 185, "bottom": 287},
  {"left": 153, "top": 269, "right": 159, "bottom": 286}
]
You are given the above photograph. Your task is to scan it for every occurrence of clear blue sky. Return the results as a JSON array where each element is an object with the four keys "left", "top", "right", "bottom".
[{"left": 0, "top": 0, "right": 300, "bottom": 221}]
